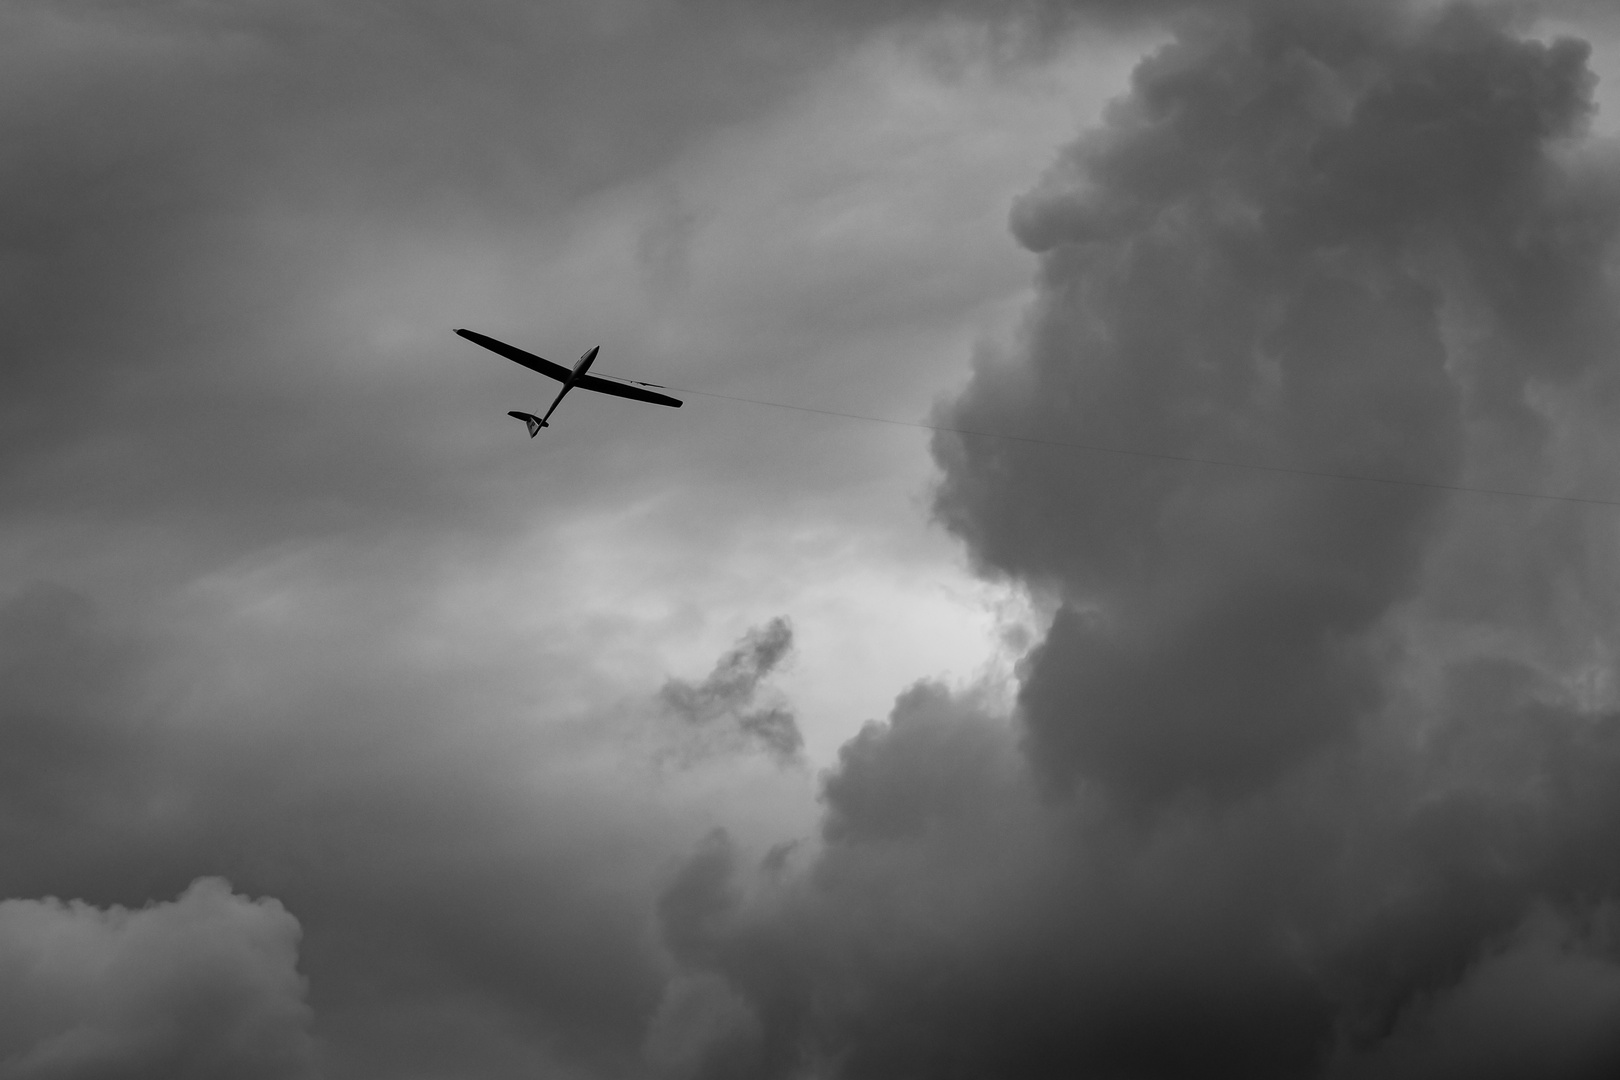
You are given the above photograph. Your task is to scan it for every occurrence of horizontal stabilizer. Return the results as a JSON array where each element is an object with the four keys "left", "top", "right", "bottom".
[{"left": 508, "top": 410, "right": 546, "bottom": 437}]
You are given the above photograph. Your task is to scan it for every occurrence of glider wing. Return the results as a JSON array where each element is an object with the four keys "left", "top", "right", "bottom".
[
  {"left": 455, "top": 329, "right": 572, "bottom": 383},
  {"left": 575, "top": 374, "right": 683, "bottom": 408}
]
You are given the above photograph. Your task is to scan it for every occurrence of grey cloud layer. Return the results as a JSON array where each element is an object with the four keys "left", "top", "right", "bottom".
[
  {"left": 659, "top": 3, "right": 1620, "bottom": 1078},
  {"left": 1, "top": 1, "right": 1052, "bottom": 1075},
  {"left": 10, "top": 0, "right": 1620, "bottom": 1076},
  {"left": 2, "top": 0, "right": 954, "bottom": 566}
]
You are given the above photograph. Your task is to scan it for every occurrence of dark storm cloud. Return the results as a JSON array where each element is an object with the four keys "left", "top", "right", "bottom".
[
  {"left": 661, "top": 617, "right": 802, "bottom": 762},
  {"left": 942, "top": 0, "right": 1598, "bottom": 801},
  {"left": 659, "top": 676, "right": 1620, "bottom": 1079},
  {"left": 1333, "top": 904, "right": 1620, "bottom": 1079},
  {"left": 654, "top": 3, "right": 1620, "bottom": 1078},
  {"left": 659, "top": 686, "right": 1344, "bottom": 1079}
]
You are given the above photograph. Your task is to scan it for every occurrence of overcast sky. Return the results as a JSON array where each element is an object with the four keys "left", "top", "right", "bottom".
[{"left": 5, "top": 1, "right": 1620, "bottom": 1078}]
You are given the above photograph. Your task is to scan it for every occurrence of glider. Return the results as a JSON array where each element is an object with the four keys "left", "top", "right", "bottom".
[{"left": 454, "top": 328, "right": 682, "bottom": 436}]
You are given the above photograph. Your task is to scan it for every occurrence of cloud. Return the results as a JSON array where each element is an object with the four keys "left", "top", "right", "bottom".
[
  {"left": 0, "top": 877, "right": 315, "bottom": 1080},
  {"left": 10, "top": 0, "right": 1620, "bottom": 1077},
  {"left": 1333, "top": 905, "right": 1620, "bottom": 1080},
  {"left": 938, "top": 0, "right": 1607, "bottom": 802},
  {"left": 661, "top": 617, "right": 802, "bottom": 762},
  {"left": 657, "top": 687, "right": 1340, "bottom": 1079},
  {"left": 652, "top": 3, "right": 1620, "bottom": 1078},
  {"left": 0, "top": 583, "right": 146, "bottom": 827}
]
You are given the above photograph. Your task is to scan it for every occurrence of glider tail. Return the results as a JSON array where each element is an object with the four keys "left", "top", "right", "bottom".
[{"left": 508, "top": 410, "right": 547, "bottom": 437}]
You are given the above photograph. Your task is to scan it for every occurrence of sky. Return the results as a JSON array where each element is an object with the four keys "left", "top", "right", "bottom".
[{"left": 4, "top": 0, "right": 1620, "bottom": 1077}]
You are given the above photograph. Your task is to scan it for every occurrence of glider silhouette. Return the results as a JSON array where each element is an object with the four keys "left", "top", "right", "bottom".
[{"left": 455, "top": 328, "right": 682, "bottom": 436}]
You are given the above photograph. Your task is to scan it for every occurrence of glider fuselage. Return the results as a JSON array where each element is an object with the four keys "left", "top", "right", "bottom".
[{"left": 537, "top": 344, "right": 600, "bottom": 427}]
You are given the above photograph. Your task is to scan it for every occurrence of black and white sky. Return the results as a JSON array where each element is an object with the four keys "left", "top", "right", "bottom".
[{"left": 6, "top": 1, "right": 1620, "bottom": 1077}]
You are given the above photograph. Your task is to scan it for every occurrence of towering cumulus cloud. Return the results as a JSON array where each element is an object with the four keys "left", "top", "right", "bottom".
[
  {"left": 942, "top": 0, "right": 1597, "bottom": 802},
  {"left": 657, "top": 3, "right": 1620, "bottom": 1078}
]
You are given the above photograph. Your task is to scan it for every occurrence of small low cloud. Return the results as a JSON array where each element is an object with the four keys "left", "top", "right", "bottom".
[
  {"left": 661, "top": 618, "right": 802, "bottom": 763},
  {"left": 0, "top": 877, "right": 316, "bottom": 1080}
]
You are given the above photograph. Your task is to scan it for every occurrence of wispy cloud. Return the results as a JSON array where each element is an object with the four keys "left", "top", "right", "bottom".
[{"left": 661, "top": 617, "right": 801, "bottom": 763}]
